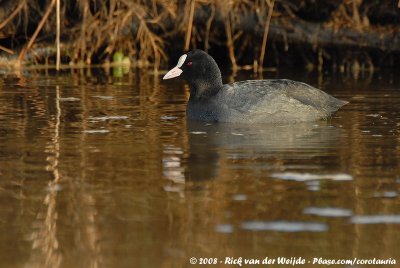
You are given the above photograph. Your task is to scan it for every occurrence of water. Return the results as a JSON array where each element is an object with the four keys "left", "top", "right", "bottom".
[{"left": 0, "top": 68, "right": 399, "bottom": 267}]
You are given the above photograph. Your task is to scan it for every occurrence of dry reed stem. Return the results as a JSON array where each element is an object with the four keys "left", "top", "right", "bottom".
[
  {"left": 0, "top": 0, "right": 25, "bottom": 30},
  {"left": 204, "top": 3, "right": 215, "bottom": 52},
  {"left": 0, "top": 44, "right": 14, "bottom": 54},
  {"left": 17, "top": 0, "right": 56, "bottom": 66},
  {"left": 259, "top": 0, "right": 275, "bottom": 72},
  {"left": 352, "top": 0, "right": 362, "bottom": 30},
  {"left": 79, "top": 0, "right": 89, "bottom": 64},
  {"left": 185, "top": 0, "right": 196, "bottom": 51},
  {"left": 225, "top": 12, "right": 237, "bottom": 71},
  {"left": 56, "top": 0, "right": 60, "bottom": 70}
]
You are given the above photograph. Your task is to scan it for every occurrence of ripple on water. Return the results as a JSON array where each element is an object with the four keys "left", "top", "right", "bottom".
[
  {"left": 366, "top": 114, "right": 381, "bottom": 118},
  {"left": 351, "top": 215, "right": 400, "bottom": 224},
  {"left": 303, "top": 207, "right": 353, "bottom": 217},
  {"left": 88, "top": 116, "right": 129, "bottom": 121},
  {"left": 162, "top": 153, "right": 184, "bottom": 183},
  {"left": 241, "top": 221, "right": 328, "bottom": 232},
  {"left": 271, "top": 172, "right": 353, "bottom": 182},
  {"left": 45, "top": 184, "right": 63, "bottom": 192},
  {"left": 163, "top": 184, "right": 184, "bottom": 193},
  {"left": 162, "top": 156, "right": 181, "bottom": 168},
  {"left": 83, "top": 129, "right": 110, "bottom": 134},
  {"left": 305, "top": 181, "right": 320, "bottom": 191},
  {"left": 160, "top": 115, "right": 178, "bottom": 120},
  {"left": 232, "top": 194, "right": 247, "bottom": 201},
  {"left": 59, "top": 97, "right": 80, "bottom": 101},
  {"left": 92, "top": 95, "right": 114, "bottom": 100},
  {"left": 373, "top": 191, "right": 398, "bottom": 198},
  {"left": 214, "top": 224, "right": 235, "bottom": 233}
]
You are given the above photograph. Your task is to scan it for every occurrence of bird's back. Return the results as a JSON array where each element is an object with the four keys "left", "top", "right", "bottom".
[{"left": 211, "top": 79, "right": 347, "bottom": 123}]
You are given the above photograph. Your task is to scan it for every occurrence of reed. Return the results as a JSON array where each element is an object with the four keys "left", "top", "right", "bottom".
[
  {"left": 0, "top": 0, "right": 397, "bottom": 70},
  {"left": 259, "top": 0, "right": 275, "bottom": 73},
  {"left": 17, "top": 0, "right": 57, "bottom": 67}
]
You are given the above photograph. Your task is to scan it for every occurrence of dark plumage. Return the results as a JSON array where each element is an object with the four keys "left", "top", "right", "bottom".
[{"left": 163, "top": 49, "right": 348, "bottom": 123}]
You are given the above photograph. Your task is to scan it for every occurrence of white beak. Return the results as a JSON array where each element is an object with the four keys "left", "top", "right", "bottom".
[
  {"left": 163, "top": 66, "right": 183, "bottom": 80},
  {"left": 162, "top": 54, "right": 187, "bottom": 80}
]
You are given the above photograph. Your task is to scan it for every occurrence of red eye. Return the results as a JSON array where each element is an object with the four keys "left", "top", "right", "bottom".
[{"left": 186, "top": 61, "right": 193, "bottom": 67}]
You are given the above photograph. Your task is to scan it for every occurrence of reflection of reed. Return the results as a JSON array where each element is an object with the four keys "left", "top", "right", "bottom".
[
  {"left": 24, "top": 82, "right": 104, "bottom": 268},
  {"left": 25, "top": 86, "right": 62, "bottom": 268}
]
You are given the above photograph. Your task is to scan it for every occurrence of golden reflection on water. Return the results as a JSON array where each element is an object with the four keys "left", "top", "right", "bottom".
[
  {"left": 26, "top": 85, "right": 63, "bottom": 268},
  {"left": 0, "top": 68, "right": 400, "bottom": 267}
]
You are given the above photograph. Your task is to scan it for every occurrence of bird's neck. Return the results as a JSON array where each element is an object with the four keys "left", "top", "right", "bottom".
[{"left": 189, "top": 79, "right": 223, "bottom": 101}]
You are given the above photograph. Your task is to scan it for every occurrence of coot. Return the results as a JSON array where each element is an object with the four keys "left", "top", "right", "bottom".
[{"left": 163, "top": 49, "right": 348, "bottom": 123}]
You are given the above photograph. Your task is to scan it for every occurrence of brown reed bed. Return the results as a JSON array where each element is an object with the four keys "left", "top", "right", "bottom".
[{"left": 0, "top": 0, "right": 399, "bottom": 72}]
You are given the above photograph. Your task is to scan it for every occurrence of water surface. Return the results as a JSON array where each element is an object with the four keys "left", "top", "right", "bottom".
[{"left": 0, "top": 68, "right": 399, "bottom": 267}]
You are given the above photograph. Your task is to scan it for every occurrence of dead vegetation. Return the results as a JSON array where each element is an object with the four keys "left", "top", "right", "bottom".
[{"left": 0, "top": 0, "right": 399, "bottom": 71}]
